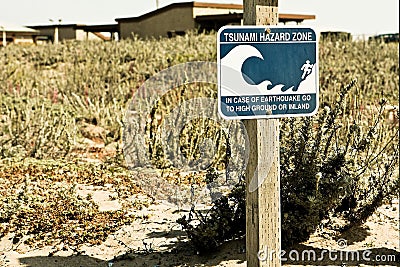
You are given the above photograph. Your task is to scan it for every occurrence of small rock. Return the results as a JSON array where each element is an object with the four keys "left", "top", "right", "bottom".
[{"left": 80, "top": 123, "right": 108, "bottom": 142}]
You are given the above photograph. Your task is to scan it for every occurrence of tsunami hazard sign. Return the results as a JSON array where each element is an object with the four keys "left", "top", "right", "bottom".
[{"left": 217, "top": 25, "right": 319, "bottom": 119}]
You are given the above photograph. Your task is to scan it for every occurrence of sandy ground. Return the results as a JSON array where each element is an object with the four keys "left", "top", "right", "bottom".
[{"left": 1, "top": 189, "right": 398, "bottom": 267}]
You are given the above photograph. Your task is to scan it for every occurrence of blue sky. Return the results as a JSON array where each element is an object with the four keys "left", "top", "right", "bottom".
[{"left": 1, "top": 0, "right": 399, "bottom": 37}]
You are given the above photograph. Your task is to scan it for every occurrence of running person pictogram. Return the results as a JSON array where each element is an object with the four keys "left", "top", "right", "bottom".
[{"left": 301, "top": 60, "right": 314, "bottom": 79}]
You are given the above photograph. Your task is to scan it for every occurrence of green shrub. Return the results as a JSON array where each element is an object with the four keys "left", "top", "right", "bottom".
[{"left": 178, "top": 80, "right": 399, "bottom": 251}]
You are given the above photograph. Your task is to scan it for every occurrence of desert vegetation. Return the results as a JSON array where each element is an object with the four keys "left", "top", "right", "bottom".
[{"left": 0, "top": 32, "right": 398, "bottom": 253}]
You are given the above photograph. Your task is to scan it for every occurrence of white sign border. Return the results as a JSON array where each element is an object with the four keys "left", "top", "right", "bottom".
[{"left": 217, "top": 25, "right": 319, "bottom": 120}]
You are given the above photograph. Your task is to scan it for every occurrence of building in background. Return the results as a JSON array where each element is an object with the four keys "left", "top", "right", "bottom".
[
  {"left": 3, "top": 1, "right": 317, "bottom": 45},
  {"left": 116, "top": 1, "right": 315, "bottom": 39},
  {"left": 116, "top": 2, "right": 242, "bottom": 39},
  {"left": 0, "top": 22, "right": 38, "bottom": 46},
  {"left": 368, "top": 33, "right": 399, "bottom": 43},
  {"left": 28, "top": 24, "right": 118, "bottom": 43}
]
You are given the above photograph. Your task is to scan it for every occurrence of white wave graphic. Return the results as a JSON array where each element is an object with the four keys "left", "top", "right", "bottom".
[{"left": 220, "top": 45, "right": 316, "bottom": 96}]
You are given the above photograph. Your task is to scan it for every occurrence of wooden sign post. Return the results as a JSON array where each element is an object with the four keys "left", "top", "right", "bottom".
[
  {"left": 218, "top": 1, "right": 317, "bottom": 265},
  {"left": 243, "top": 0, "right": 281, "bottom": 266},
  {"left": 1, "top": 27, "right": 6, "bottom": 47}
]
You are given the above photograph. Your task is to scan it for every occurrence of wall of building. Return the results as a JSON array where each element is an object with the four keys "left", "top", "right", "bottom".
[
  {"left": 1, "top": 33, "right": 36, "bottom": 46},
  {"left": 58, "top": 27, "right": 77, "bottom": 41},
  {"left": 12, "top": 36, "right": 35, "bottom": 45},
  {"left": 75, "top": 29, "right": 87, "bottom": 40},
  {"left": 33, "top": 27, "right": 54, "bottom": 37},
  {"left": 119, "top": 5, "right": 195, "bottom": 39},
  {"left": 33, "top": 26, "right": 77, "bottom": 41}
]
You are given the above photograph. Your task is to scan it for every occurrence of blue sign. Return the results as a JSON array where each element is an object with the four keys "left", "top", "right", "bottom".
[{"left": 217, "top": 26, "right": 319, "bottom": 119}]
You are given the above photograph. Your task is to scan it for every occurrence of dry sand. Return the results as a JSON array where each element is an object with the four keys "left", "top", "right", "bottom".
[{"left": 1, "top": 188, "right": 398, "bottom": 267}]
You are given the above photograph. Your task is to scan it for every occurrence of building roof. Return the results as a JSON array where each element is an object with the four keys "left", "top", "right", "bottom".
[
  {"left": 28, "top": 24, "right": 118, "bottom": 33},
  {"left": 0, "top": 21, "right": 38, "bottom": 33},
  {"left": 279, "top": 13, "right": 316, "bottom": 23},
  {"left": 116, "top": 1, "right": 243, "bottom": 22},
  {"left": 28, "top": 24, "right": 86, "bottom": 29},
  {"left": 193, "top": 2, "right": 243, "bottom": 9}
]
